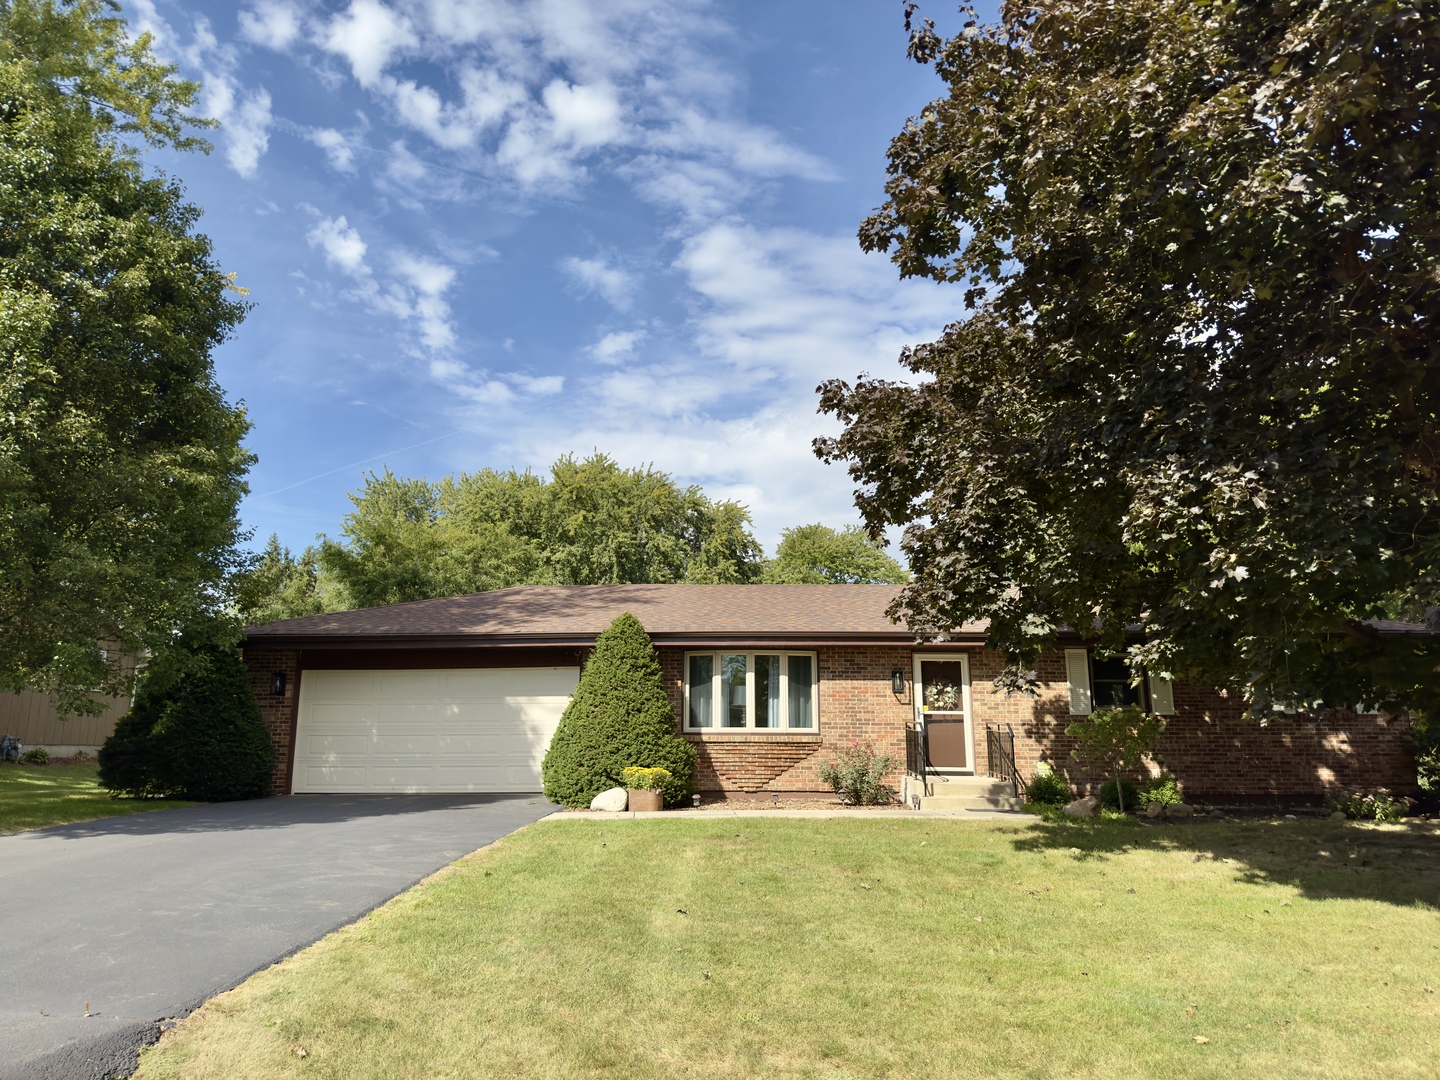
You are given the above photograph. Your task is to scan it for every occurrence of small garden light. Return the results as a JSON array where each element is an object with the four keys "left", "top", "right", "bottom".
[
  {"left": 692, "top": 793, "right": 702, "bottom": 808},
  {"left": 271, "top": 671, "right": 287, "bottom": 697},
  {"left": 891, "top": 669, "right": 906, "bottom": 695}
]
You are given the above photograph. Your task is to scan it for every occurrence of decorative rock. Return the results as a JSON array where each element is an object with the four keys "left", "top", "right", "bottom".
[
  {"left": 1063, "top": 795, "right": 1100, "bottom": 818},
  {"left": 1145, "top": 801, "right": 1165, "bottom": 819},
  {"left": 1329, "top": 810, "right": 1348, "bottom": 822},
  {"left": 1165, "top": 802, "right": 1195, "bottom": 818},
  {"left": 590, "top": 787, "right": 628, "bottom": 812},
  {"left": 1284, "top": 814, "right": 1298, "bottom": 821}
]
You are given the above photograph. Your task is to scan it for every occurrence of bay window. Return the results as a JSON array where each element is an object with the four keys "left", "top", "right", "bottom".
[{"left": 685, "top": 651, "right": 818, "bottom": 731}]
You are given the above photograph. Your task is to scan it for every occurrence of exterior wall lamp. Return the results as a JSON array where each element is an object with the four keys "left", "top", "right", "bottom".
[
  {"left": 891, "top": 669, "right": 906, "bottom": 695},
  {"left": 271, "top": 671, "right": 287, "bottom": 697}
]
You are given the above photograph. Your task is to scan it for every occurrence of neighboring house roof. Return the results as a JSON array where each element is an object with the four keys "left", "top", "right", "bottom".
[{"left": 242, "top": 583, "right": 990, "bottom": 650}]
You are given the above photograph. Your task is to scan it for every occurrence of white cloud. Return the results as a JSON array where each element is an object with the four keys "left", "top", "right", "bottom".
[
  {"left": 542, "top": 80, "right": 624, "bottom": 149},
  {"left": 487, "top": 225, "right": 955, "bottom": 545},
  {"left": 507, "top": 373, "right": 565, "bottom": 395},
  {"left": 309, "top": 127, "right": 361, "bottom": 172},
  {"left": 587, "top": 329, "right": 646, "bottom": 364},
  {"left": 238, "top": 0, "right": 304, "bottom": 50},
  {"left": 321, "top": 0, "right": 418, "bottom": 88},
  {"left": 561, "top": 255, "right": 636, "bottom": 311},
  {"left": 221, "top": 85, "right": 273, "bottom": 176},
  {"left": 307, "top": 216, "right": 369, "bottom": 276}
]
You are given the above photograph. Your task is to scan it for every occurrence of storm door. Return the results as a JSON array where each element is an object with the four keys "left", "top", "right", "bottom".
[{"left": 915, "top": 654, "right": 973, "bottom": 771}]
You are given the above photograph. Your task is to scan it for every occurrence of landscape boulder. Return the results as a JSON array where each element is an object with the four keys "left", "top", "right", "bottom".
[
  {"left": 1145, "top": 801, "right": 1164, "bottom": 819},
  {"left": 590, "top": 787, "right": 629, "bottom": 812},
  {"left": 1063, "top": 795, "right": 1100, "bottom": 818},
  {"left": 1165, "top": 802, "right": 1195, "bottom": 819},
  {"left": 1329, "top": 810, "right": 1348, "bottom": 822}
]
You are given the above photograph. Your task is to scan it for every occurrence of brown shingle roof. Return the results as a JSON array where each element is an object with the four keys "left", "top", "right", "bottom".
[{"left": 242, "top": 584, "right": 986, "bottom": 649}]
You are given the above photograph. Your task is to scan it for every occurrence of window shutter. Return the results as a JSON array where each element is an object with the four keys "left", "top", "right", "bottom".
[
  {"left": 1149, "top": 674, "right": 1176, "bottom": 715},
  {"left": 1064, "top": 649, "right": 1092, "bottom": 716}
]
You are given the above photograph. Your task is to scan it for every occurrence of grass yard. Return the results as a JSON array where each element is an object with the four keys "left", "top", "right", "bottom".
[
  {"left": 0, "top": 763, "right": 194, "bottom": 834},
  {"left": 137, "top": 815, "right": 1440, "bottom": 1080}
]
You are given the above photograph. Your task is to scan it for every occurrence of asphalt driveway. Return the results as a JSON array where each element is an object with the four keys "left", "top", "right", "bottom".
[{"left": 0, "top": 793, "right": 557, "bottom": 1079}]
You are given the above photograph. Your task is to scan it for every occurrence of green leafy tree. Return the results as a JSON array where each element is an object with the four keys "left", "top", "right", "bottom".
[
  {"left": 1065, "top": 705, "right": 1164, "bottom": 814},
  {"left": 763, "top": 523, "right": 909, "bottom": 584},
  {"left": 818, "top": 0, "right": 1440, "bottom": 716},
  {"left": 317, "top": 454, "right": 764, "bottom": 608},
  {"left": 98, "top": 640, "right": 275, "bottom": 801},
  {"left": 236, "top": 535, "right": 341, "bottom": 625},
  {"left": 542, "top": 613, "right": 697, "bottom": 808},
  {"left": 0, "top": 0, "right": 251, "bottom": 715}
]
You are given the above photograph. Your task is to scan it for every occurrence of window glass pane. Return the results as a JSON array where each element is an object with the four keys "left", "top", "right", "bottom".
[
  {"left": 754, "top": 655, "right": 781, "bottom": 727},
  {"left": 921, "top": 660, "right": 966, "bottom": 712},
  {"left": 688, "top": 655, "right": 713, "bottom": 728},
  {"left": 787, "top": 654, "right": 813, "bottom": 728},
  {"left": 1091, "top": 656, "right": 1141, "bottom": 709},
  {"left": 721, "top": 654, "right": 747, "bottom": 727}
]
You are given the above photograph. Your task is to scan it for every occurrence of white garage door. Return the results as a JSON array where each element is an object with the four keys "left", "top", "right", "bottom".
[{"left": 292, "top": 667, "right": 579, "bottom": 793}]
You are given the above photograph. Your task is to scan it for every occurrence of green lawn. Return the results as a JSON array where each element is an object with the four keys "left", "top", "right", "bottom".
[
  {"left": 0, "top": 763, "right": 194, "bottom": 834},
  {"left": 137, "top": 816, "right": 1440, "bottom": 1080}
]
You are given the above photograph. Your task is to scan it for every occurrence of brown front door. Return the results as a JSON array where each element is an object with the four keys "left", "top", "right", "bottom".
[{"left": 919, "top": 658, "right": 970, "bottom": 770}]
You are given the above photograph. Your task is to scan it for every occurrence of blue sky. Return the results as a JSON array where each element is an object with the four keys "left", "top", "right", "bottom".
[{"left": 127, "top": 0, "right": 979, "bottom": 556}]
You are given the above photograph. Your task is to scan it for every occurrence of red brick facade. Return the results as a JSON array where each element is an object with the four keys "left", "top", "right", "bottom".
[
  {"left": 244, "top": 648, "right": 300, "bottom": 795},
  {"left": 242, "top": 643, "right": 1417, "bottom": 801},
  {"left": 964, "top": 649, "right": 1417, "bottom": 800},
  {"left": 659, "top": 646, "right": 913, "bottom": 792}
]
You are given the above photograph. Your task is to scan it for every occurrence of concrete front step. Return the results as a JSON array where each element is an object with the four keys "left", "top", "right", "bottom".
[
  {"left": 906, "top": 774, "right": 1024, "bottom": 812},
  {"left": 925, "top": 776, "right": 1017, "bottom": 799},
  {"left": 917, "top": 795, "right": 1026, "bottom": 812}
]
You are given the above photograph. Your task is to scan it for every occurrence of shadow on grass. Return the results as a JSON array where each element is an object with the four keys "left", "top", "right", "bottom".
[{"left": 1005, "top": 814, "right": 1440, "bottom": 909}]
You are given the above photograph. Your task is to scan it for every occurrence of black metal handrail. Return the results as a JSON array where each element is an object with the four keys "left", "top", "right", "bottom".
[
  {"left": 905, "top": 723, "right": 927, "bottom": 780},
  {"left": 985, "top": 723, "right": 1028, "bottom": 800}
]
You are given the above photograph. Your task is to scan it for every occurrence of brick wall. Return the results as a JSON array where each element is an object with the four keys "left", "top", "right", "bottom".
[
  {"left": 966, "top": 649, "right": 1418, "bottom": 800},
  {"left": 659, "top": 646, "right": 912, "bottom": 793},
  {"left": 243, "top": 648, "right": 300, "bottom": 795}
]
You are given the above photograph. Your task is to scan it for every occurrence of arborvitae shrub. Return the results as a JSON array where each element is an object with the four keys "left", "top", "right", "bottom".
[
  {"left": 542, "top": 613, "right": 697, "bottom": 807},
  {"left": 99, "top": 643, "right": 276, "bottom": 801}
]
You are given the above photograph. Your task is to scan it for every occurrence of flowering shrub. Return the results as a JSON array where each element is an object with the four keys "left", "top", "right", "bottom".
[
  {"left": 1328, "top": 790, "right": 1405, "bottom": 822},
  {"left": 819, "top": 742, "right": 898, "bottom": 805},
  {"left": 620, "top": 766, "right": 672, "bottom": 792},
  {"left": 1025, "top": 762, "right": 1071, "bottom": 806}
]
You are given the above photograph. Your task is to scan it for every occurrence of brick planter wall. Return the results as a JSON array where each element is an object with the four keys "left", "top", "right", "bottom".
[
  {"left": 243, "top": 648, "right": 300, "bottom": 795},
  {"left": 660, "top": 646, "right": 912, "bottom": 793}
]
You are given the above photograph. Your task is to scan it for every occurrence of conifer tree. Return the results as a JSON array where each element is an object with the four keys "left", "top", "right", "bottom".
[{"left": 542, "top": 613, "right": 697, "bottom": 807}]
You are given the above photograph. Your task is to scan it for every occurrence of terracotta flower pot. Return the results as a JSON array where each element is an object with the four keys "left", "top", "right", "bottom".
[{"left": 627, "top": 788, "right": 663, "bottom": 812}]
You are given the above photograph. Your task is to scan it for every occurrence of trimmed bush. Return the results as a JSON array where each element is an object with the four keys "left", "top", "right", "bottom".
[
  {"left": 99, "top": 643, "right": 276, "bottom": 801},
  {"left": 17, "top": 746, "right": 50, "bottom": 765},
  {"left": 1098, "top": 776, "right": 1141, "bottom": 812},
  {"left": 542, "top": 613, "right": 697, "bottom": 808},
  {"left": 1025, "top": 762, "right": 1071, "bottom": 806}
]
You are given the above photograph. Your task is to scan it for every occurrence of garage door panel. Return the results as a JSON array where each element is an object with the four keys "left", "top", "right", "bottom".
[
  {"left": 303, "top": 732, "right": 373, "bottom": 757},
  {"left": 293, "top": 666, "right": 579, "bottom": 794},
  {"left": 300, "top": 765, "right": 368, "bottom": 790},
  {"left": 372, "top": 734, "right": 439, "bottom": 756}
]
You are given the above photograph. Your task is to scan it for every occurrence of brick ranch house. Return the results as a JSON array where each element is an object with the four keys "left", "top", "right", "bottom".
[{"left": 241, "top": 583, "right": 1419, "bottom": 805}]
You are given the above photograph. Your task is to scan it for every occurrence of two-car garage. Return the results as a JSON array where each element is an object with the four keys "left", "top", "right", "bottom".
[{"left": 290, "top": 666, "right": 579, "bottom": 794}]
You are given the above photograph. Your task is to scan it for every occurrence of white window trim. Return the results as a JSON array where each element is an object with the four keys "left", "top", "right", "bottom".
[
  {"left": 682, "top": 651, "right": 819, "bottom": 732},
  {"left": 912, "top": 652, "right": 974, "bottom": 772}
]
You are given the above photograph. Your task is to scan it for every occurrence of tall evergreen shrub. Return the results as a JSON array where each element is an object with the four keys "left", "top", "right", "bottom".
[
  {"left": 542, "top": 613, "right": 697, "bottom": 807},
  {"left": 99, "top": 643, "right": 276, "bottom": 801}
]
